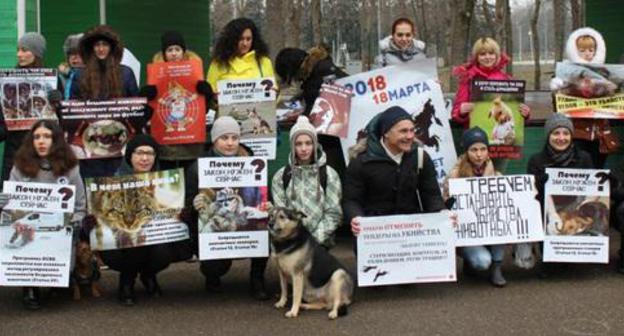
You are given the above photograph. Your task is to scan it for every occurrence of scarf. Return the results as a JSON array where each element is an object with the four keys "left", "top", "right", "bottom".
[{"left": 545, "top": 143, "right": 576, "bottom": 167}]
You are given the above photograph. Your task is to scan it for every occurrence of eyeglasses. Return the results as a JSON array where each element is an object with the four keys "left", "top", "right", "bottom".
[{"left": 133, "top": 150, "right": 156, "bottom": 157}]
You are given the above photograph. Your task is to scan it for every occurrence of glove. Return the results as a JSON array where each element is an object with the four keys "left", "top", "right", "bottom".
[
  {"left": 178, "top": 206, "right": 194, "bottom": 225},
  {"left": 196, "top": 80, "right": 213, "bottom": 97},
  {"left": 143, "top": 104, "right": 154, "bottom": 122},
  {"left": 444, "top": 197, "right": 456, "bottom": 210},
  {"left": 0, "top": 193, "right": 9, "bottom": 208},
  {"left": 80, "top": 215, "right": 97, "bottom": 242},
  {"left": 139, "top": 85, "right": 158, "bottom": 100}
]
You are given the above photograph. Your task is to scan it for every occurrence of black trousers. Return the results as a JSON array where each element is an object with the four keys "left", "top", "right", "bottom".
[
  {"left": 200, "top": 257, "right": 268, "bottom": 281},
  {"left": 100, "top": 244, "right": 173, "bottom": 283}
]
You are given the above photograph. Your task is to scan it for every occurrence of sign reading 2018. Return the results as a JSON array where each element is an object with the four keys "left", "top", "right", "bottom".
[{"left": 343, "top": 75, "right": 431, "bottom": 105}]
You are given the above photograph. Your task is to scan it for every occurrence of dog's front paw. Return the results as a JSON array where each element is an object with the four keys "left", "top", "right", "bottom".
[
  {"left": 274, "top": 298, "right": 287, "bottom": 309},
  {"left": 328, "top": 310, "right": 338, "bottom": 320},
  {"left": 285, "top": 309, "right": 299, "bottom": 318}
]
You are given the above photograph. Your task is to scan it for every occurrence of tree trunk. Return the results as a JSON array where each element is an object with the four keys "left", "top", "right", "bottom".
[
  {"left": 494, "top": 0, "right": 512, "bottom": 74},
  {"left": 570, "top": 0, "right": 583, "bottom": 29},
  {"left": 449, "top": 0, "right": 475, "bottom": 90},
  {"left": 553, "top": 0, "right": 566, "bottom": 62},
  {"left": 284, "top": 0, "right": 302, "bottom": 48},
  {"left": 481, "top": 0, "right": 496, "bottom": 38},
  {"left": 531, "top": 0, "right": 542, "bottom": 90},
  {"left": 311, "top": 0, "right": 322, "bottom": 45},
  {"left": 266, "top": 0, "right": 284, "bottom": 58}
]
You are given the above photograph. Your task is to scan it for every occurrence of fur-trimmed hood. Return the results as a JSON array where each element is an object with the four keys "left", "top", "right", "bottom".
[
  {"left": 301, "top": 46, "right": 329, "bottom": 81},
  {"left": 151, "top": 49, "right": 202, "bottom": 63},
  {"left": 79, "top": 25, "right": 124, "bottom": 63},
  {"left": 564, "top": 27, "right": 606, "bottom": 64}
]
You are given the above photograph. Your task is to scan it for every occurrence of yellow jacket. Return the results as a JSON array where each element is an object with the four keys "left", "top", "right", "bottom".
[{"left": 206, "top": 50, "right": 274, "bottom": 91}]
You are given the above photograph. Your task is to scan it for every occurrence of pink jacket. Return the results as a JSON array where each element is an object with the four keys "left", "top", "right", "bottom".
[{"left": 451, "top": 54, "right": 511, "bottom": 128}]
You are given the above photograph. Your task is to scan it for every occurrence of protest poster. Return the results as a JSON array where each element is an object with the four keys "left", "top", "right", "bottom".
[
  {"left": 553, "top": 62, "right": 624, "bottom": 118},
  {"left": 217, "top": 78, "right": 277, "bottom": 159},
  {"left": 357, "top": 212, "right": 456, "bottom": 287},
  {"left": 543, "top": 168, "right": 610, "bottom": 263},
  {"left": 197, "top": 157, "right": 269, "bottom": 260},
  {"left": 85, "top": 169, "right": 189, "bottom": 251},
  {"left": 60, "top": 97, "right": 147, "bottom": 159},
  {"left": 336, "top": 59, "right": 457, "bottom": 187},
  {"left": 0, "top": 68, "right": 58, "bottom": 130},
  {"left": 469, "top": 80, "right": 526, "bottom": 159},
  {"left": 147, "top": 59, "right": 206, "bottom": 145},
  {"left": 308, "top": 83, "right": 352, "bottom": 138},
  {"left": 0, "top": 181, "right": 75, "bottom": 287},
  {"left": 448, "top": 175, "right": 544, "bottom": 247}
]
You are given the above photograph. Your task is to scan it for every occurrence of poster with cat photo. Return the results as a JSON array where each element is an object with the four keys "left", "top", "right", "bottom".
[
  {"left": 196, "top": 157, "right": 269, "bottom": 260},
  {"left": 469, "top": 80, "right": 526, "bottom": 159},
  {"left": 217, "top": 78, "right": 277, "bottom": 159},
  {"left": 85, "top": 168, "right": 189, "bottom": 251},
  {"left": 0, "top": 68, "right": 59, "bottom": 130},
  {"left": 543, "top": 168, "right": 610, "bottom": 263},
  {"left": 60, "top": 98, "right": 147, "bottom": 160},
  {"left": 0, "top": 181, "right": 74, "bottom": 288},
  {"left": 147, "top": 58, "right": 206, "bottom": 145}
]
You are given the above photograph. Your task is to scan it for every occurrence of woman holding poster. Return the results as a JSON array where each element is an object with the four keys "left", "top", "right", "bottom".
[
  {"left": 271, "top": 116, "right": 342, "bottom": 248},
  {"left": 206, "top": 18, "right": 274, "bottom": 101},
  {"left": 186, "top": 116, "right": 269, "bottom": 300},
  {"left": 526, "top": 113, "right": 593, "bottom": 275},
  {"left": 0, "top": 32, "right": 62, "bottom": 185},
  {"left": 142, "top": 31, "right": 212, "bottom": 170},
  {"left": 82, "top": 134, "right": 184, "bottom": 306},
  {"left": 69, "top": 25, "right": 140, "bottom": 178},
  {"left": 442, "top": 127, "right": 507, "bottom": 287},
  {"left": 2, "top": 120, "right": 86, "bottom": 310},
  {"left": 451, "top": 38, "right": 530, "bottom": 171}
]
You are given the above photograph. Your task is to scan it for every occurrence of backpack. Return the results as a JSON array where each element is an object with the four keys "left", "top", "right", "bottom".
[{"left": 282, "top": 165, "right": 328, "bottom": 194}]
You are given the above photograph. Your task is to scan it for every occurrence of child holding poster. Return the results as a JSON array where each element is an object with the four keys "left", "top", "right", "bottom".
[
  {"left": 186, "top": 116, "right": 269, "bottom": 300},
  {"left": 142, "top": 31, "right": 213, "bottom": 171},
  {"left": 442, "top": 127, "right": 506, "bottom": 287},
  {"left": 2, "top": 120, "right": 86, "bottom": 310},
  {"left": 451, "top": 38, "right": 530, "bottom": 171}
]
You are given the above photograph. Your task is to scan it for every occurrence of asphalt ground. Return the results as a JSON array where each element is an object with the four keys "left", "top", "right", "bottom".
[{"left": 1, "top": 234, "right": 624, "bottom": 336}]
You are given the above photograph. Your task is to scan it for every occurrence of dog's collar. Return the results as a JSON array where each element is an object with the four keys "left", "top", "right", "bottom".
[{"left": 272, "top": 228, "right": 310, "bottom": 254}]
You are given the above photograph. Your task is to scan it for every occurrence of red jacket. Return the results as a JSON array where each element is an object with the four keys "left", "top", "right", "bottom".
[{"left": 451, "top": 54, "right": 511, "bottom": 127}]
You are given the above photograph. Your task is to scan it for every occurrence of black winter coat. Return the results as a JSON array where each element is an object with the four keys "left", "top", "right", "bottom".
[
  {"left": 343, "top": 116, "right": 444, "bottom": 222},
  {"left": 527, "top": 146, "right": 594, "bottom": 206}
]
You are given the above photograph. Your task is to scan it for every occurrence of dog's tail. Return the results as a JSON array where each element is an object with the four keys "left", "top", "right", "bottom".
[{"left": 337, "top": 304, "right": 348, "bottom": 317}]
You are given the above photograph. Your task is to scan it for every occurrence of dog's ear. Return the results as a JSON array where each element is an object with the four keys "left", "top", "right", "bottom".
[
  {"left": 295, "top": 211, "right": 307, "bottom": 220},
  {"left": 265, "top": 202, "right": 274, "bottom": 216}
]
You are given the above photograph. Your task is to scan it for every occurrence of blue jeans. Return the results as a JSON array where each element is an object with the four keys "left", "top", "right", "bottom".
[{"left": 463, "top": 245, "right": 506, "bottom": 271}]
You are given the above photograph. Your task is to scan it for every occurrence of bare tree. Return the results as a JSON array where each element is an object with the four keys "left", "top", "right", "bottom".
[
  {"left": 553, "top": 0, "right": 566, "bottom": 62},
  {"left": 531, "top": 0, "right": 542, "bottom": 90},
  {"left": 266, "top": 0, "right": 284, "bottom": 58},
  {"left": 283, "top": 0, "right": 303, "bottom": 48},
  {"left": 570, "top": 0, "right": 583, "bottom": 29},
  {"left": 480, "top": 0, "right": 496, "bottom": 37},
  {"left": 494, "top": 0, "right": 512, "bottom": 73},
  {"left": 311, "top": 0, "right": 322, "bottom": 45},
  {"left": 449, "top": 0, "right": 475, "bottom": 89}
]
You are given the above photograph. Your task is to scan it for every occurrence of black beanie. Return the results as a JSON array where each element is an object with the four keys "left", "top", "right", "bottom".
[
  {"left": 461, "top": 126, "right": 489, "bottom": 149},
  {"left": 161, "top": 31, "right": 186, "bottom": 56},
  {"left": 124, "top": 134, "right": 160, "bottom": 166},
  {"left": 376, "top": 106, "right": 412, "bottom": 137}
]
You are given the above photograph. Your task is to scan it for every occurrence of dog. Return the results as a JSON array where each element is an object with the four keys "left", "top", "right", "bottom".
[
  {"left": 268, "top": 207, "right": 353, "bottom": 319},
  {"left": 72, "top": 241, "right": 103, "bottom": 300},
  {"left": 489, "top": 97, "right": 515, "bottom": 145}
]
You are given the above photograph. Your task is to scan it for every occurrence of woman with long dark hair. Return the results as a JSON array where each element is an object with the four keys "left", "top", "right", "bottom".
[{"left": 1, "top": 120, "right": 86, "bottom": 309}]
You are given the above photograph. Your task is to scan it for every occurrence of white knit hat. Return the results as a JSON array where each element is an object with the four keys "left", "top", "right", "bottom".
[
  {"left": 289, "top": 116, "right": 317, "bottom": 144},
  {"left": 211, "top": 116, "right": 240, "bottom": 141}
]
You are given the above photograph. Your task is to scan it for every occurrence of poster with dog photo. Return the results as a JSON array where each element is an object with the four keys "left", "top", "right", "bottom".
[
  {"left": 217, "top": 78, "right": 277, "bottom": 159},
  {"left": 197, "top": 157, "right": 270, "bottom": 260},
  {"left": 60, "top": 98, "right": 147, "bottom": 159},
  {"left": 0, "top": 181, "right": 75, "bottom": 287},
  {"left": 543, "top": 168, "right": 610, "bottom": 263},
  {"left": 336, "top": 58, "right": 457, "bottom": 188},
  {"left": 0, "top": 68, "right": 59, "bottom": 130},
  {"left": 469, "top": 80, "right": 525, "bottom": 159},
  {"left": 448, "top": 175, "right": 544, "bottom": 246},
  {"left": 147, "top": 59, "right": 206, "bottom": 145},
  {"left": 309, "top": 83, "right": 352, "bottom": 138},
  {"left": 553, "top": 62, "right": 624, "bottom": 119},
  {"left": 85, "top": 168, "right": 189, "bottom": 251},
  {"left": 357, "top": 212, "right": 456, "bottom": 287}
]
